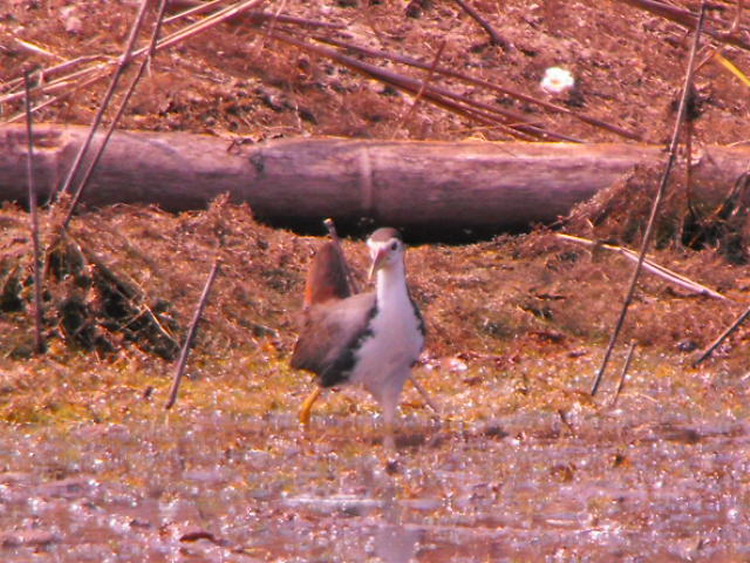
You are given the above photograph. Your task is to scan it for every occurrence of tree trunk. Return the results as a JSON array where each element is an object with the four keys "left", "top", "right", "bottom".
[{"left": 1, "top": 124, "right": 748, "bottom": 232}]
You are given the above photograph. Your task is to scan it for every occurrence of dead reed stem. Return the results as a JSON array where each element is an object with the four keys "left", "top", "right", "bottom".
[
  {"left": 556, "top": 234, "right": 728, "bottom": 300},
  {"left": 55, "top": 0, "right": 153, "bottom": 203},
  {"left": 390, "top": 40, "right": 447, "bottom": 139},
  {"left": 591, "top": 2, "right": 707, "bottom": 396},
  {"left": 315, "top": 36, "right": 640, "bottom": 141},
  {"left": 693, "top": 306, "right": 750, "bottom": 366},
  {"left": 24, "top": 72, "right": 45, "bottom": 355},
  {"left": 61, "top": 0, "right": 169, "bottom": 230},
  {"left": 1, "top": 0, "right": 266, "bottom": 113},
  {"left": 271, "top": 30, "right": 579, "bottom": 142},
  {"left": 453, "top": 0, "right": 512, "bottom": 50},
  {"left": 621, "top": 0, "right": 750, "bottom": 51},
  {"left": 610, "top": 341, "right": 636, "bottom": 407},
  {"left": 165, "top": 258, "right": 221, "bottom": 410}
]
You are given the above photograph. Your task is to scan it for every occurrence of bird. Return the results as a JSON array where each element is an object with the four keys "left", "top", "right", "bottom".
[{"left": 291, "top": 227, "right": 426, "bottom": 434}]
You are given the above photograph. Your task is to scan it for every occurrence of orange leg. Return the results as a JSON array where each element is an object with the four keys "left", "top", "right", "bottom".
[{"left": 299, "top": 387, "right": 323, "bottom": 426}]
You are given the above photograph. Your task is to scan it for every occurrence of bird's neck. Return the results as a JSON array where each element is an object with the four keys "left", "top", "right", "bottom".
[{"left": 375, "top": 260, "right": 410, "bottom": 309}]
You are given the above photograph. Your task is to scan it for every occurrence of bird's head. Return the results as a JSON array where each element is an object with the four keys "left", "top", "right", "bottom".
[{"left": 367, "top": 227, "right": 404, "bottom": 280}]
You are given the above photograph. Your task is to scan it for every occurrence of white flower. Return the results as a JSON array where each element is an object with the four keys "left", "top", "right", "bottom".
[{"left": 540, "top": 67, "right": 575, "bottom": 94}]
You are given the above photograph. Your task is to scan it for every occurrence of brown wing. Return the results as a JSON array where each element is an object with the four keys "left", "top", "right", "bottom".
[
  {"left": 303, "top": 242, "right": 351, "bottom": 308},
  {"left": 291, "top": 292, "right": 376, "bottom": 381}
]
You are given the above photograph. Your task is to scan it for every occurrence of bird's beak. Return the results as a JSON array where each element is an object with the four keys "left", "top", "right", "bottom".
[{"left": 368, "top": 247, "right": 388, "bottom": 280}]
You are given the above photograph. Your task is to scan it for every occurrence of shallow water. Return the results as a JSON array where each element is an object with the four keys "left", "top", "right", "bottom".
[{"left": 1, "top": 407, "right": 749, "bottom": 561}]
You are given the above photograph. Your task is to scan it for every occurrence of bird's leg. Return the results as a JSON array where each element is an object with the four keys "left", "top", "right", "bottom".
[
  {"left": 299, "top": 387, "right": 322, "bottom": 426},
  {"left": 383, "top": 427, "right": 396, "bottom": 451},
  {"left": 382, "top": 414, "right": 396, "bottom": 450},
  {"left": 381, "top": 394, "right": 398, "bottom": 450}
]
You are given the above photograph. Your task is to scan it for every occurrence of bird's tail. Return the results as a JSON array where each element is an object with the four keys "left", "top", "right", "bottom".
[{"left": 303, "top": 241, "right": 352, "bottom": 308}]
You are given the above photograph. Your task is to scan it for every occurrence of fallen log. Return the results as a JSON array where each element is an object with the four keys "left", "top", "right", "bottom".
[{"left": 1, "top": 124, "right": 748, "bottom": 234}]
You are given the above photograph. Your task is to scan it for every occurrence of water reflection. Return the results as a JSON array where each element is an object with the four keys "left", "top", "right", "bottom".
[{"left": 0, "top": 413, "right": 748, "bottom": 559}]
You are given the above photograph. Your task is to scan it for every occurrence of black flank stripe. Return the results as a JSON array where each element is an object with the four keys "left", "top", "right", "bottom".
[{"left": 320, "top": 301, "right": 379, "bottom": 388}]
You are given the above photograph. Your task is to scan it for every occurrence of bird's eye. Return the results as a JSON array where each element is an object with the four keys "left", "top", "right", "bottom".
[{"left": 390, "top": 241, "right": 398, "bottom": 251}]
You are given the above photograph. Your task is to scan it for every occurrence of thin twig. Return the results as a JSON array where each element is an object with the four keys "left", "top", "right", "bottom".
[
  {"left": 323, "top": 218, "right": 360, "bottom": 295},
  {"left": 5, "top": 73, "right": 108, "bottom": 125},
  {"left": 591, "top": 3, "right": 707, "bottom": 396},
  {"left": 611, "top": 341, "right": 636, "bottom": 407},
  {"left": 409, "top": 374, "right": 441, "bottom": 415},
  {"left": 254, "top": 0, "right": 289, "bottom": 64},
  {"left": 714, "top": 52, "right": 750, "bottom": 86},
  {"left": 55, "top": 0, "right": 152, "bottom": 202},
  {"left": 694, "top": 0, "right": 745, "bottom": 73},
  {"left": 693, "top": 305, "right": 750, "bottom": 366},
  {"left": 391, "top": 40, "right": 446, "bottom": 138},
  {"left": 61, "top": 0, "right": 169, "bottom": 230},
  {"left": 454, "top": 0, "right": 512, "bottom": 50},
  {"left": 150, "top": 0, "right": 266, "bottom": 53},
  {"left": 556, "top": 233, "right": 728, "bottom": 300},
  {"left": 731, "top": 0, "right": 745, "bottom": 32},
  {"left": 24, "top": 72, "right": 44, "bottom": 354},
  {"left": 685, "top": 98, "right": 695, "bottom": 228},
  {"left": 1, "top": 55, "right": 110, "bottom": 98},
  {"left": 165, "top": 1, "right": 340, "bottom": 29},
  {"left": 165, "top": 259, "right": 221, "bottom": 410},
  {"left": 163, "top": 0, "right": 229, "bottom": 24},
  {"left": 247, "top": 11, "right": 346, "bottom": 29},
  {"left": 15, "top": 38, "right": 63, "bottom": 60},
  {"left": 1, "top": 64, "right": 112, "bottom": 114}
]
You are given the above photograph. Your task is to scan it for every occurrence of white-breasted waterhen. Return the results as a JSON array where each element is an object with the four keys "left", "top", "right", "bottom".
[{"left": 291, "top": 227, "right": 426, "bottom": 432}]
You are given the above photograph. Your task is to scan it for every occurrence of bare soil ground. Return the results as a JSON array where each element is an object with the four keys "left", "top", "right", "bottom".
[{"left": 1, "top": 0, "right": 750, "bottom": 560}]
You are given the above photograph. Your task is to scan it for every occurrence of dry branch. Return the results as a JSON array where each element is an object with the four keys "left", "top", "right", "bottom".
[
  {"left": 610, "top": 341, "right": 636, "bottom": 408},
  {"left": 1, "top": 55, "right": 111, "bottom": 100},
  {"left": 693, "top": 306, "right": 750, "bottom": 366},
  {"left": 270, "top": 31, "right": 580, "bottom": 142},
  {"left": 314, "top": 36, "right": 641, "bottom": 141},
  {"left": 390, "top": 40, "right": 447, "bottom": 138},
  {"left": 453, "top": 0, "right": 512, "bottom": 50}
]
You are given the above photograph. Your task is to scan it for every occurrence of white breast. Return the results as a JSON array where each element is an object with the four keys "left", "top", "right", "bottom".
[{"left": 350, "top": 282, "right": 423, "bottom": 400}]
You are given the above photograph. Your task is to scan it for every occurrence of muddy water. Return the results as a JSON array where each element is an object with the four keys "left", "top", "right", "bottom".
[{"left": 1, "top": 408, "right": 749, "bottom": 561}]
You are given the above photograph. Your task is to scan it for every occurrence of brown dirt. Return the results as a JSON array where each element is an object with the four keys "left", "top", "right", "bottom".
[{"left": 1, "top": 1, "right": 750, "bottom": 560}]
